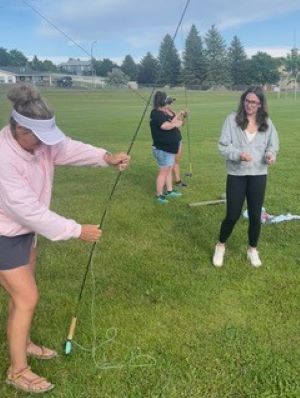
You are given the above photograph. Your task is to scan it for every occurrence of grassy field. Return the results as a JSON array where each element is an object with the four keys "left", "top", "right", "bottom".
[{"left": 0, "top": 87, "right": 300, "bottom": 397}]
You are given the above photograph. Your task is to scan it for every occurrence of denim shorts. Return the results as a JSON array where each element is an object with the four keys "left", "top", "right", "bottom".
[
  {"left": 152, "top": 147, "right": 175, "bottom": 168},
  {"left": 0, "top": 233, "right": 35, "bottom": 270}
]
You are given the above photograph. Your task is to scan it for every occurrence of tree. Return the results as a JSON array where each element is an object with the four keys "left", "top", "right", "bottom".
[
  {"left": 30, "top": 56, "right": 57, "bottom": 72},
  {"left": 121, "top": 55, "right": 137, "bottom": 81},
  {"left": 158, "top": 34, "right": 181, "bottom": 85},
  {"left": 182, "top": 24, "right": 207, "bottom": 87},
  {"left": 9, "top": 49, "right": 28, "bottom": 66},
  {"left": 30, "top": 55, "right": 43, "bottom": 71},
  {"left": 0, "top": 47, "right": 10, "bottom": 66},
  {"left": 227, "top": 35, "right": 249, "bottom": 87},
  {"left": 248, "top": 52, "right": 280, "bottom": 85},
  {"left": 285, "top": 47, "right": 300, "bottom": 76},
  {"left": 41, "top": 60, "right": 57, "bottom": 72},
  {"left": 205, "top": 25, "right": 229, "bottom": 87},
  {"left": 137, "top": 52, "right": 159, "bottom": 85},
  {"left": 106, "top": 68, "right": 129, "bottom": 86},
  {"left": 91, "top": 57, "right": 97, "bottom": 77},
  {"left": 95, "top": 58, "right": 117, "bottom": 77}
]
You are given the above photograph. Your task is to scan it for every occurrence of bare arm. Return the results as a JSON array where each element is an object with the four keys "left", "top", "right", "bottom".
[{"left": 160, "top": 115, "right": 183, "bottom": 131}]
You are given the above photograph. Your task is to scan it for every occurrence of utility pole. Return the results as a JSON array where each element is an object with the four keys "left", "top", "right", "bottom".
[
  {"left": 295, "top": 71, "right": 300, "bottom": 100},
  {"left": 91, "top": 40, "right": 97, "bottom": 89}
]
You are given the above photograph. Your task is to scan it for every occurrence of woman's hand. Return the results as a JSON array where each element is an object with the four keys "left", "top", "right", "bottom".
[
  {"left": 240, "top": 152, "right": 252, "bottom": 161},
  {"left": 104, "top": 152, "right": 130, "bottom": 171},
  {"left": 79, "top": 225, "right": 102, "bottom": 242},
  {"left": 177, "top": 110, "right": 188, "bottom": 121},
  {"left": 265, "top": 153, "right": 274, "bottom": 165}
]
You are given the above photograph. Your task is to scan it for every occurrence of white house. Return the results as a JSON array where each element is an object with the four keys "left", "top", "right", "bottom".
[
  {"left": 0, "top": 68, "right": 16, "bottom": 84},
  {"left": 0, "top": 66, "right": 51, "bottom": 85}
]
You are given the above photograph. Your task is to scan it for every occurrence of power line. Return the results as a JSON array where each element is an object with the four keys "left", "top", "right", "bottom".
[{"left": 22, "top": 0, "right": 91, "bottom": 58}]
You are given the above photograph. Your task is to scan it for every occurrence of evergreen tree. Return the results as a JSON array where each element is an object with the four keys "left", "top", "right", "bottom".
[
  {"left": 30, "top": 55, "right": 43, "bottom": 71},
  {"left": 248, "top": 52, "right": 280, "bottom": 84},
  {"left": 158, "top": 34, "right": 181, "bottom": 85},
  {"left": 121, "top": 55, "right": 137, "bottom": 81},
  {"left": 205, "top": 25, "right": 229, "bottom": 87},
  {"left": 227, "top": 35, "right": 249, "bottom": 87},
  {"left": 182, "top": 25, "right": 207, "bottom": 87},
  {"left": 137, "top": 52, "right": 159, "bottom": 85}
]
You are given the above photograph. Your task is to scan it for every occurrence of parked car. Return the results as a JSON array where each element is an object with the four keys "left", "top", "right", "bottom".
[{"left": 56, "top": 76, "right": 72, "bottom": 87}]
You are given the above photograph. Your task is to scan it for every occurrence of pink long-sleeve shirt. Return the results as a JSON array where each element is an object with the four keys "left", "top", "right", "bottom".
[{"left": 0, "top": 125, "right": 109, "bottom": 240}]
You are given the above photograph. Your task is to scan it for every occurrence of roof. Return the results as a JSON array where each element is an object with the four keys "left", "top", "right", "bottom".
[
  {"left": 0, "top": 66, "right": 50, "bottom": 76},
  {"left": 0, "top": 68, "right": 15, "bottom": 76}
]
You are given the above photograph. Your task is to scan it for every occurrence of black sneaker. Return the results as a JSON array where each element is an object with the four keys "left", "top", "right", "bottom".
[
  {"left": 165, "top": 189, "right": 182, "bottom": 198},
  {"left": 156, "top": 195, "right": 169, "bottom": 204},
  {"left": 175, "top": 180, "right": 188, "bottom": 187}
]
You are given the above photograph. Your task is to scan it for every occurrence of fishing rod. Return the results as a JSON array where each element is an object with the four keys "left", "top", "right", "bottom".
[
  {"left": 63, "top": 0, "right": 192, "bottom": 354},
  {"left": 127, "top": 85, "right": 149, "bottom": 103},
  {"left": 23, "top": 0, "right": 154, "bottom": 355},
  {"left": 22, "top": 0, "right": 91, "bottom": 58},
  {"left": 181, "top": 65, "right": 229, "bottom": 178},
  {"left": 184, "top": 85, "right": 193, "bottom": 177}
]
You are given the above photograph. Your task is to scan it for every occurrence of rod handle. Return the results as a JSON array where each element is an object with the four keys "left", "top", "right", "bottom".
[{"left": 67, "top": 316, "right": 77, "bottom": 340}]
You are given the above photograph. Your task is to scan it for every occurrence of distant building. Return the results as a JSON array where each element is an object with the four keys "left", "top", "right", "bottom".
[
  {"left": 59, "top": 58, "right": 92, "bottom": 75},
  {"left": 0, "top": 66, "right": 51, "bottom": 85},
  {"left": 0, "top": 68, "right": 16, "bottom": 84},
  {"left": 127, "top": 81, "right": 138, "bottom": 90}
]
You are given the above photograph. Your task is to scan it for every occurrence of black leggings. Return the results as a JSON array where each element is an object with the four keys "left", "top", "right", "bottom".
[{"left": 219, "top": 175, "right": 267, "bottom": 247}]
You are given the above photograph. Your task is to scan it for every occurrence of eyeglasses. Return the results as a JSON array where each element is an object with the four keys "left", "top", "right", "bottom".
[{"left": 244, "top": 99, "right": 260, "bottom": 106}]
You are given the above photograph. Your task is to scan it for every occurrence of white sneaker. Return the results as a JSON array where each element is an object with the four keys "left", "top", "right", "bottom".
[
  {"left": 213, "top": 244, "right": 225, "bottom": 267},
  {"left": 247, "top": 248, "right": 262, "bottom": 267}
]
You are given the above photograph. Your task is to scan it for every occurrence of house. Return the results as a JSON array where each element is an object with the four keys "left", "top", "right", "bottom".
[
  {"left": 0, "top": 66, "right": 52, "bottom": 85},
  {"left": 0, "top": 68, "right": 16, "bottom": 84},
  {"left": 59, "top": 58, "right": 92, "bottom": 75}
]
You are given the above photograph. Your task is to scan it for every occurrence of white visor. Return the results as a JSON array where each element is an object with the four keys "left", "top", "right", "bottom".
[{"left": 11, "top": 109, "right": 66, "bottom": 145}]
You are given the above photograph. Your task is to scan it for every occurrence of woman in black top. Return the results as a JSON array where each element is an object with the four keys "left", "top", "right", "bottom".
[
  {"left": 164, "top": 98, "right": 187, "bottom": 187},
  {"left": 150, "top": 91, "right": 186, "bottom": 203}
]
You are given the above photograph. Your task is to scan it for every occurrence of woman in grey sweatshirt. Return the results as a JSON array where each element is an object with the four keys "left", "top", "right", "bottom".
[{"left": 213, "top": 86, "right": 279, "bottom": 268}]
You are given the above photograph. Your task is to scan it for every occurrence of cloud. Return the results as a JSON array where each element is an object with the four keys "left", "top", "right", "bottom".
[
  {"left": 196, "top": 0, "right": 300, "bottom": 30},
  {"left": 47, "top": 0, "right": 135, "bottom": 21},
  {"left": 218, "top": 16, "right": 260, "bottom": 30},
  {"left": 245, "top": 46, "right": 292, "bottom": 58},
  {"left": 21, "top": 0, "right": 300, "bottom": 59},
  {"left": 125, "top": 30, "right": 170, "bottom": 51},
  {"left": 27, "top": 0, "right": 300, "bottom": 36}
]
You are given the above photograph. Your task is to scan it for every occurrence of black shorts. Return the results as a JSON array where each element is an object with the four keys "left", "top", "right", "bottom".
[{"left": 0, "top": 233, "right": 35, "bottom": 271}]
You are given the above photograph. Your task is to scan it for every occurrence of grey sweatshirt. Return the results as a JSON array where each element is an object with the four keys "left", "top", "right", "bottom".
[{"left": 218, "top": 112, "right": 279, "bottom": 176}]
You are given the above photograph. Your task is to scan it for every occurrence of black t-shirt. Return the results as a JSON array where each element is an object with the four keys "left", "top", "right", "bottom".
[{"left": 150, "top": 109, "right": 181, "bottom": 154}]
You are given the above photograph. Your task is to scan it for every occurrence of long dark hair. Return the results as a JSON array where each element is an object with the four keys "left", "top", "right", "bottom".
[
  {"left": 235, "top": 86, "right": 269, "bottom": 132},
  {"left": 153, "top": 91, "right": 167, "bottom": 109}
]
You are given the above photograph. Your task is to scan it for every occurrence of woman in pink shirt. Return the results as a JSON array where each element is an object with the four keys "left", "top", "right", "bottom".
[{"left": 0, "top": 84, "right": 130, "bottom": 394}]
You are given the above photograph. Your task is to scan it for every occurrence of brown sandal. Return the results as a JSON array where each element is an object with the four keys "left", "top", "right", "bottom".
[
  {"left": 6, "top": 366, "right": 55, "bottom": 394},
  {"left": 27, "top": 342, "right": 58, "bottom": 360}
]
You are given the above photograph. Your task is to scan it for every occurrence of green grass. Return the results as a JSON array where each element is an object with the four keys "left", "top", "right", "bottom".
[{"left": 0, "top": 87, "right": 300, "bottom": 397}]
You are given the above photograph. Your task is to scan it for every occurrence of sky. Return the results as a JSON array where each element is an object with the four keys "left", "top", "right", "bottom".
[{"left": 1, "top": 0, "right": 300, "bottom": 65}]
